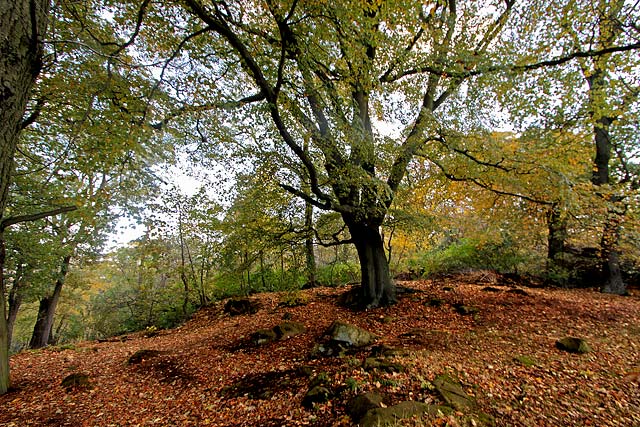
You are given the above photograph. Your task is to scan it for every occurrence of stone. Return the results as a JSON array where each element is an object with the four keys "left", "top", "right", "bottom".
[
  {"left": 61, "top": 373, "right": 91, "bottom": 391},
  {"left": 252, "top": 328, "right": 278, "bottom": 345},
  {"left": 433, "top": 374, "right": 476, "bottom": 411},
  {"left": 127, "top": 349, "right": 162, "bottom": 365},
  {"left": 223, "top": 298, "right": 261, "bottom": 316},
  {"left": 455, "top": 305, "right": 479, "bottom": 315},
  {"left": 556, "top": 337, "right": 592, "bottom": 354},
  {"left": 327, "top": 321, "right": 376, "bottom": 347},
  {"left": 346, "top": 392, "right": 385, "bottom": 422},
  {"left": 359, "top": 401, "right": 452, "bottom": 427},
  {"left": 302, "top": 385, "right": 331, "bottom": 408},
  {"left": 274, "top": 321, "right": 306, "bottom": 338},
  {"left": 363, "top": 357, "right": 405, "bottom": 373}
]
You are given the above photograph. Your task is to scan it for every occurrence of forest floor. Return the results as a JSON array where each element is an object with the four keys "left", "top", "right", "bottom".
[{"left": 1, "top": 272, "right": 639, "bottom": 427}]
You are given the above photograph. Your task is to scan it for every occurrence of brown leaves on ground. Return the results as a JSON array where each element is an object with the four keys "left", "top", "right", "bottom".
[{"left": 1, "top": 275, "right": 639, "bottom": 426}]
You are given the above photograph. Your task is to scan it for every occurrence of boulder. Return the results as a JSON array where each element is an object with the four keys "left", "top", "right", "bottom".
[
  {"left": 556, "top": 337, "right": 592, "bottom": 354},
  {"left": 346, "top": 392, "right": 385, "bottom": 421},
  {"left": 455, "top": 305, "right": 479, "bottom": 315},
  {"left": 252, "top": 321, "right": 306, "bottom": 346},
  {"left": 61, "top": 373, "right": 91, "bottom": 391},
  {"left": 363, "top": 357, "right": 405, "bottom": 373},
  {"left": 223, "top": 298, "right": 261, "bottom": 316},
  {"left": 274, "top": 321, "right": 306, "bottom": 338},
  {"left": 327, "top": 321, "right": 376, "bottom": 348},
  {"left": 302, "top": 385, "right": 331, "bottom": 408},
  {"left": 359, "top": 401, "right": 452, "bottom": 427},
  {"left": 433, "top": 374, "right": 476, "bottom": 411},
  {"left": 252, "top": 328, "right": 278, "bottom": 345}
]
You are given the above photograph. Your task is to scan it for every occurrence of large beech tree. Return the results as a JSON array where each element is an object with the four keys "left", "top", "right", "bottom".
[{"left": 104, "top": 0, "right": 639, "bottom": 308}]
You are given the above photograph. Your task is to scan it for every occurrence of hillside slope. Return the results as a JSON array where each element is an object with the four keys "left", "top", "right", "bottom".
[{"left": 1, "top": 276, "right": 639, "bottom": 426}]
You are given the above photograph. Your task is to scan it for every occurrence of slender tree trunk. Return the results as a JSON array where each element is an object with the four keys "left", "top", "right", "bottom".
[
  {"left": 547, "top": 202, "right": 568, "bottom": 269},
  {"left": 600, "top": 203, "right": 626, "bottom": 294},
  {"left": 346, "top": 220, "right": 396, "bottom": 308},
  {"left": 29, "top": 255, "right": 71, "bottom": 349},
  {"left": 7, "top": 276, "right": 24, "bottom": 349},
  {"left": 0, "top": 0, "right": 51, "bottom": 393}
]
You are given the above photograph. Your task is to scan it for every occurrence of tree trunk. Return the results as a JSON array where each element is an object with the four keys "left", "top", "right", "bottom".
[
  {"left": 29, "top": 255, "right": 71, "bottom": 349},
  {"left": 346, "top": 221, "right": 396, "bottom": 308},
  {"left": 0, "top": 0, "right": 51, "bottom": 394},
  {"left": 600, "top": 204, "right": 626, "bottom": 294},
  {"left": 547, "top": 203, "right": 567, "bottom": 261},
  {"left": 6, "top": 274, "right": 24, "bottom": 349},
  {"left": 304, "top": 199, "right": 317, "bottom": 287}
]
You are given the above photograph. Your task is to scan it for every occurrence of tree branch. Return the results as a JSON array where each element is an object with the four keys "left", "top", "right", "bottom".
[{"left": 1, "top": 206, "right": 78, "bottom": 231}]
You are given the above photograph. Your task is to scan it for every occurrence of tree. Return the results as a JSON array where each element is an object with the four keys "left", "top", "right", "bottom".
[
  {"left": 117, "top": 0, "right": 640, "bottom": 307},
  {"left": 0, "top": 0, "right": 51, "bottom": 395}
]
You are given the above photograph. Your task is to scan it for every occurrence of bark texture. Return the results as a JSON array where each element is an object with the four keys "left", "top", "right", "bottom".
[
  {"left": 29, "top": 255, "right": 71, "bottom": 349},
  {"left": 346, "top": 221, "right": 396, "bottom": 309},
  {"left": 0, "top": 0, "right": 50, "bottom": 394}
]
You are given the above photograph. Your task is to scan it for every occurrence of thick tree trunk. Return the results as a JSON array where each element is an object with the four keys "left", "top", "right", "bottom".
[
  {"left": 29, "top": 255, "right": 71, "bottom": 349},
  {"left": 0, "top": 0, "right": 51, "bottom": 394},
  {"left": 346, "top": 221, "right": 396, "bottom": 308}
]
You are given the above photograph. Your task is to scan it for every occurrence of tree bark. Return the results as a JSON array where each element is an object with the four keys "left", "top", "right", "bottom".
[
  {"left": 0, "top": 0, "right": 51, "bottom": 394},
  {"left": 304, "top": 199, "right": 317, "bottom": 287},
  {"left": 6, "top": 272, "right": 24, "bottom": 350},
  {"left": 29, "top": 255, "right": 71, "bottom": 349},
  {"left": 346, "top": 220, "right": 396, "bottom": 309},
  {"left": 600, "top": 204, "right": 626, "bottom": 294},
  {"left": 547, "top": 203, "right": 567, "bottom": 262}
]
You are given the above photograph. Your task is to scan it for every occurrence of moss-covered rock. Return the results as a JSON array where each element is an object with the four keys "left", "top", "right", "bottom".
[
  {"left": 359, "top": 401, "right": 452, "bottom": 427},
  {"left": 61, "top": 373, "right": 91, "bottom": 391},
  {"left": 252, "top": 328, "right": 278, "bottom": 345},
  {"left": 327, "top": 321, "right": 376, "bottom": 347},
  {"left": 223, "top": 298, "right": 261, "bottom": 316},
  {"left": 433, "top": 374, "right": 476, "bottom": 411},
  {"left": 363, "top": 357, "right": 405, "bottom": 373},
  {"left": 274, "top": 321, "right": 306, "bottom": 338},
  {"left": 302, "top": 385, "right": 331, "bottom": 408},
  {"left": 346, "top": 392, "right": 385, "bottom": 422},
  {"left": 556, "top": 337, "right": 591, "bottom": 354}
]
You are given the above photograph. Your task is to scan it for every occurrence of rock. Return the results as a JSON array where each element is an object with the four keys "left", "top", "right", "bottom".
[
  {"left": 337, "top": 287, "right": 362, "bottom": 308},
  {"left": 507, "top": 288, "right": 530, "bottom": 296},
  {"left": 252, "top": 328, "right": 278, "bottom": 345},
  {"left": 427, "top": 298, "right": 445, "bottom": 307},
  {"left": 274, "top": 321, "right": 306, "bottom": 338},
  {"left": 127, "top": 349, "right": 162, "bottom": 365},
  {"left": 359, "top": 401, "right": 452, "bottom": 427},
  {"left": 302, "top": 385, "right": 331, "bottom": 408},
  {"left": 61, "top": 373, "right": 91, "bottom": 391},
  {"left": 252, "top": 321, "right": 306, "bottom": 345},
  {"left": 327, "top": 321, "right": 376, "bottom": 348},
  {"left": 309, "top": 342, "right": 349, "bottom": 358},
  {"left": 455, "top": 305, "right": 479, "bottom": 315},
  {"left": 556, "top": 337, "right": 592, "bottom": 354},
  {"left": 346, "top": 392, "right": 385, "bottom": 421},
  {"left": 223, "top": 298, "right": 261, "bottom": 316},
  {"left": 514, "top": 354, "right": 538, "bottom": 367},
  {"left": 481, "top": 286, "right": 502, "bottom": 292},
  {"left": 363, "top": 357, "right": 405, "bottom": 373},
  {"left": 433, "top": 374, "right": 476, "bottom": 411},
  {"left": 369, "top": 344, "right": 409, "bottom": 358}
]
